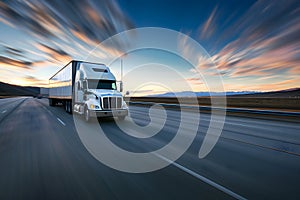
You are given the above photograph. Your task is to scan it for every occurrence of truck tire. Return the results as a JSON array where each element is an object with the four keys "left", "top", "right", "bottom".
[
  {"left": 64, "top": 101, "right": 72, "bottom": 114},
  {"left": 65, "top": 101, "right": 68, "bottom": 112},
  {"left": 67, "top": 101, "right": 70, "bottom": 113},
  {"left": 69, "top": 102, "right": 73, "bottom": 114},
  {"left": 49, "top": 98, "right": 54, "bottom": 106}
]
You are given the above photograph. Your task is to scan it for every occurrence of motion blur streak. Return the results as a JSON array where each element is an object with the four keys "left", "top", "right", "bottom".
[
  {"left": 0, "top": 0, "right": 133, "bottom": 43},
  {"left": 0, "top": 0, "right": 299, "bottom": 91},
  {"left": 0, "top": 0, "right": 133, "bottom": 82},
  {"left": 194, "top": 0, "right": 300, "bottom": 91}
]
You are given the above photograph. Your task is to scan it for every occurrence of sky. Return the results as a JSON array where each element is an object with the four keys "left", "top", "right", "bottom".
[{"left": 0, "top": 0, "right": 299, "bottom": 95}]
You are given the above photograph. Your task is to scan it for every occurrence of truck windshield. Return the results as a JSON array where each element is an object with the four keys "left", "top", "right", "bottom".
[{"left": 87, "top": 79, "right": 117, "bottom": 90}]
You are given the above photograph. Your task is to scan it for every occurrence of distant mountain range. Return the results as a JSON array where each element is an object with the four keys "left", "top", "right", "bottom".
[
  {"left": 1, "top": 80, "right": 299, "bottom": 98},
  {"left": 0, "top": 81, "right": 40, "bottom": 97},
  {"left": 148, "top": 91, "right": 257, "bottom": 97},
  {"left": 232, "top": 88, "right": 300, "bottom": 98},
  {"left": 148, "top": 88, "right": 300, "bottom": 98}
]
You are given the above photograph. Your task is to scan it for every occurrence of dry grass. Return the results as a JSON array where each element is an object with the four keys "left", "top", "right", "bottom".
[
  {"left": 0, "top": 96, "right": 19, "bottom": 99},
  {"left": 125, "top": 97, "right": 300, "bottom": 111}
]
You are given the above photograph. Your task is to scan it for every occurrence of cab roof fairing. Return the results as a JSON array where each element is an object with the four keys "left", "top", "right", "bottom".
[{"left": 79, "top": 62, "right": 116, "bottom": 81}]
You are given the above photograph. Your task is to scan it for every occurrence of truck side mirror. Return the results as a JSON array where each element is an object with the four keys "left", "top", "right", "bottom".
[{"left": 120, "top": 82, "right": 123, "bottom": 92}]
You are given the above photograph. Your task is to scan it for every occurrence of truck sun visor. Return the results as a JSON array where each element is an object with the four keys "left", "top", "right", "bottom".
[{"left": 92, "top": 68, "right": 108, "bottom": 73}]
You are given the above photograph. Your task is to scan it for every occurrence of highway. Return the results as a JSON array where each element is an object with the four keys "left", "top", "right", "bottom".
[{"left": 0, "top": 97, "right": 299, "bottom": 199}]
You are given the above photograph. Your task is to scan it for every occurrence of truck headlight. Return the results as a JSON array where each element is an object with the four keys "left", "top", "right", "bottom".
[{"left": 90, "top": 104, "right": 99, "bottom": 109}]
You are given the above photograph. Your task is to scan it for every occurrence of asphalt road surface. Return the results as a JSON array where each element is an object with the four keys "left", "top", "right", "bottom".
[{"left": 0, "top": 97, "right": 299, "bottom": 199}]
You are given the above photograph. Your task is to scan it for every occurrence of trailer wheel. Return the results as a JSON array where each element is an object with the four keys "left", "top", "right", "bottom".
[
  {"left": 65, "top": 101, "right": 68, "bottom": 112},
  {"left": 49, "top": 98, "right": 54, "bottom": 106},
  {"left": 84, "top": 107, "right": 90, "bottom": 122},
  {"left": 67, "top": 101, "right": 70, "bottom": 113}
]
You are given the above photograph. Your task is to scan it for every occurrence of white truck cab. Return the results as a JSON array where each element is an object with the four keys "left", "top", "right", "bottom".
[
  {"left": 49, "top": 60, "right": 128, "bottom": 122},
  {"left": 73, "top": 62, "right": 128, "bottom": 121}
]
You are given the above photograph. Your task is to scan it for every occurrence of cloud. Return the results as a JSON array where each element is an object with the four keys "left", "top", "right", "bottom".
[
  {"left": 0, "top": 0, "right": 134, "bottom": 44},
  {"left": 223, "top": 76, "right": 300, "bottom": 92},
  {"left": 5, "top": 46, "right": 22, "bottom": 53},
  {"left": 193, "top": 0, "right": 300, "bottom": 84},
  {"left": 35, "top": 43, "right": 71, "bottom": 63},
  {"left": 2, "top": 45, "right": 24, "bottom": 58},
  {"left": 199, "top": 6, "right": 218, "bottom": 39},
  {"left": 0, "top": 55, "right": 32, "bottom": 69},
  {"left": 185, "top": 77, "right": 204, "bottom": 85},
  {"left": 172, "top": 0, "right": 300, "bottom": 92},
  {"left": 0, "top": 16, "right": 14, "bottom": 27},
  {"left": 8, "top": 75, "right": 48, "bottom": 87},
  {"left": 21, "top": 75, "right": 48, "bottom": 86},
  {"left": 0, "top": 1, "right": 57, "bottom": 38},
  {"left": 0, "top": 0, "right": 134, "bottom": 86},
  {"left": 129, "top": 89, "right": 170, "bottom": 97}
]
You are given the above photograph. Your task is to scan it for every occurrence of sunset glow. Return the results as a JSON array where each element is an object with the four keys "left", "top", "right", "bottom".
[{"left": 0, "top": 0, "right": 299, "bottom": 93}]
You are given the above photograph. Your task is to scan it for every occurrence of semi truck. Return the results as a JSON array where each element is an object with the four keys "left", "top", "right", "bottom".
[{"left": 48, "top": 60, "right": 128, "bottom": 122}]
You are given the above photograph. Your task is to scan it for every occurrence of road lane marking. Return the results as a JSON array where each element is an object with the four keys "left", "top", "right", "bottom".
[
  {"left": 39, "top": 103, "right": 66, "bottom": 126},
  {"left": 156, "top": 154, "right": 247, "bottom": 200},
  {"left": 1, "top": 110, "right": 6, "bottom": 113},
  {"left": 57, "top": 117, "right": 66, "bottom": 126},
  {"left": 38, "top": 102, "right": 67, "bottom": 127}
]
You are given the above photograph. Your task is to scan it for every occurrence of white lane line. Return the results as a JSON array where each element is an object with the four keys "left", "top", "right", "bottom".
[
  {"left": 39, "top": 103, "right": 66, "bottom": 126},
  {"left": 156, "top": 154, "right": 247, "bottom": 200},
  {"left": 1, "top": 110, "right": 6, "bottom": 113},
  {"left": 57, "top": 117, "right": 66, "bottom": 126}
]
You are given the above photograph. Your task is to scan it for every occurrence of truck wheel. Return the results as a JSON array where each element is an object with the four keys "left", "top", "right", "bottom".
[
  {"left": 67, "top": 102, "right": 70, "bottom": 113},
  {"left": 118, "top": 116, "right": 126, "bottom": 121},
  {"left": 69, "top": 102, "right": 73, "bottom": 114},
  {"left": 49, "top": 98, "right": 53, "bottom": 106},
  {"left": 66, "top": 101, "right": 72, "bottom": 114},
  {"left": 84, "top": 108, "right": 90, "bottom": 122},
  {"left": 65, "top": 101, "right": 68, "bottom": 112}
]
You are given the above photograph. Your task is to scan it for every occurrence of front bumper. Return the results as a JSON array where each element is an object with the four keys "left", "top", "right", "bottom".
[{"left": 90, "top": 109, "right": 128, "bottom": 118}]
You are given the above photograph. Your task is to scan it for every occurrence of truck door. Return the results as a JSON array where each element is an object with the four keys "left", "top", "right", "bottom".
[{"left": 76, "top": 81, "right": 84, "bottom": 103}]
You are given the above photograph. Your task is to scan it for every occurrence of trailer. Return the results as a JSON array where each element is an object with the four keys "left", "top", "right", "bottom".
[{"left": 49, "top": 60, "right": 128, "bottom": 122}]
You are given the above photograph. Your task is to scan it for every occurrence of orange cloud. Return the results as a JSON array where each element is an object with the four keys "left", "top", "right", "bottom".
[
  {"left": 200, "top": 6, "right": 217, "bottom": 39},
  {"left": 10, "top": 75, "right": 48, "bottom": 87},
  {"left": 0, "top": 56, "right": 32, "bottom": 69},
  {"left": 71, "top": 29, "right": 97, "bottom": 46},
  {"left": 35, "top": 43, "right": 72, "bottom": 63},
  {"left": 185, "top": 77, "right": 204, "bottom": 85}
]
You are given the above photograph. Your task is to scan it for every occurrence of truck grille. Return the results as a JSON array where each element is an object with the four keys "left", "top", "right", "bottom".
[{"left": 102, "top": 97, "right": 122, "bottom": 110}]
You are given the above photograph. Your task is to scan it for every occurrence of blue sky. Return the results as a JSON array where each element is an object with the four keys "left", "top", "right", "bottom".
[{"left": 0, "top": 0, "right": 299, "bottom": 94}]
